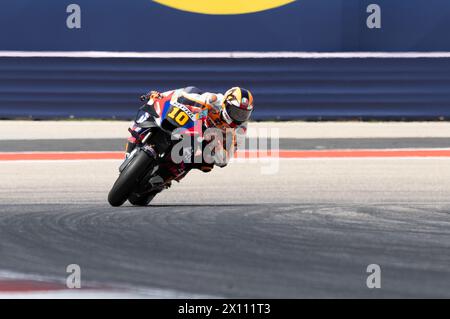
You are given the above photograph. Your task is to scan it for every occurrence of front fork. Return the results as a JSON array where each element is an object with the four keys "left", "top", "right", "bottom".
[{"left": 121, "top": 128, "right": 155, "bottom": 172}]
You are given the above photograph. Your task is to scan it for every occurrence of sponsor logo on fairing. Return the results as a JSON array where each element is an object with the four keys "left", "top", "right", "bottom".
[{"left": 153, "top": 0, "right": 296, "bottom": 15}]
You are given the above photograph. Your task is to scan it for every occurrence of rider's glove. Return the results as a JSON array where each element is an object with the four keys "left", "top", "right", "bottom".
[{"left": 140, "top": 90, "right": 163, "bottom": 102}]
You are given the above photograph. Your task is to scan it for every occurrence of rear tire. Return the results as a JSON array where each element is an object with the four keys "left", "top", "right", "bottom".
[
  {"left": 128, "top": 190, "right": 160, "bottom": 206},
  {"left": 108, "top": 150, "right": 154, "bottom": 207}
]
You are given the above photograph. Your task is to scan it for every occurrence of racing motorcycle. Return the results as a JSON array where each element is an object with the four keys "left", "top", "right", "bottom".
[{"left": 107, "top": 91, "right": 224, "bottom": 207}]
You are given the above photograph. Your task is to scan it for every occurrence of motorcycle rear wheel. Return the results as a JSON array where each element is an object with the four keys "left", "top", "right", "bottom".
[
  {"left": 107, "top": 150, "right": 154, "bottom": 207},
  {"left": 128, "top": 190, "right": 160, "bottom": 206}
]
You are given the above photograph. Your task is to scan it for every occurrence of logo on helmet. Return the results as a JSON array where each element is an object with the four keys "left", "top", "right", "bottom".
[{"left": 153, "top": 0, "right": 296, "bottom": 15}]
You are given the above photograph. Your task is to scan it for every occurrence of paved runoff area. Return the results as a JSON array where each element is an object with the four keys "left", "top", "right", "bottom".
[{"left": 0, "top": 120, "right": 449, "bottom": 298}]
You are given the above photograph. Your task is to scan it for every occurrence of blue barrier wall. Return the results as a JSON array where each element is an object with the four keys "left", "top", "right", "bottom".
[
  {"left": 1, "top": 1, "right": 450, "bottom": 119},
  {"left": 1, "top": 57, "right": 450, "bottom": 120},
  {"left": 1, "top": 0, "right": 450, "bottom": 51}
]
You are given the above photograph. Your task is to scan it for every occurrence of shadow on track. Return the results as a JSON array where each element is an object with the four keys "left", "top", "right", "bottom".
[{"left": 145, "top": 203, "right": 268, "bottom": 208}]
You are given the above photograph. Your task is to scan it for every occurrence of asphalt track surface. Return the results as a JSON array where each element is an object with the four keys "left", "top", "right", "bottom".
[
  {"left": 0, "top": 139, "right": 450, "bottom": 298},
  {"left": 1, "top": 138, "right": 450, "bottom": 152}
]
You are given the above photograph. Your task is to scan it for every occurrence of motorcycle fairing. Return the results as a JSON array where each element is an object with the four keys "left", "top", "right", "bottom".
[{"left": 152, "top": 92, "right": 207, "bottom": 136}]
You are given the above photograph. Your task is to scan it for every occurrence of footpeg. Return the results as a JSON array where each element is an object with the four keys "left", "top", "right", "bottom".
[{"left": 148, "top": 175, "right": 164, "bottom": 187}]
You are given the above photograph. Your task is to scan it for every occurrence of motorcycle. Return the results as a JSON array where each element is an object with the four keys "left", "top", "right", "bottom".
[{"left": 107, "top": 91, "right": 221, "bottom": 207}]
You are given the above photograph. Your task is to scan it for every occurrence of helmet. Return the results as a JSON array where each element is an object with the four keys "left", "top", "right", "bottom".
[{"left": 220, "top": 87, "right": 254, "bottom": 126}]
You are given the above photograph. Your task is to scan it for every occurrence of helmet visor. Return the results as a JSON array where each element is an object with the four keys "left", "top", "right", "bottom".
[{"left": 225, "top": 102, "right": 252, "bottom": 124}]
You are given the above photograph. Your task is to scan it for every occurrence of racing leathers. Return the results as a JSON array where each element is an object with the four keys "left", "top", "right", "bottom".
[{"left": 126, "top": 87, "right": 247, "bottom": 178}]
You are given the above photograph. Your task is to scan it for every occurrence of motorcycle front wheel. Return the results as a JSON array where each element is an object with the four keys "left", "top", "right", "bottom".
[{"left": 107, "top": 150, "right": 155, "bottom": 207}]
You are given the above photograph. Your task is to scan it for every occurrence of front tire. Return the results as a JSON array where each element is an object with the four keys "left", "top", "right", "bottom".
[{"left": 108, "top": 150, "right": 154, "bottom": 207}]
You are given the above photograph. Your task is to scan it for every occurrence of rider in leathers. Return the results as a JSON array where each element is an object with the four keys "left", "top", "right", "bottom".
[{"left": 126, "top": 86, "right": 254, "bottom": 182}]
